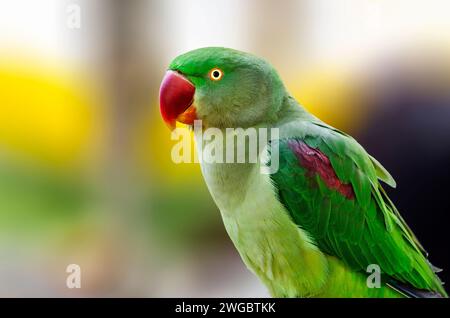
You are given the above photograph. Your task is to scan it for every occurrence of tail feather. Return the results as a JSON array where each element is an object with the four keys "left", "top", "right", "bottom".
[
  {"left": 427, "top": 260, "right": 443, "bottom": 273},
  {"left": 388, "top": 281, "right": 447, "bottom": 298}
]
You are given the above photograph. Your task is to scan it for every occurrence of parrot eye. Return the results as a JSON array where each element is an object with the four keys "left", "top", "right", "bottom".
[{"left": 209, "top": 68, "right": 223, "bottom": 81}]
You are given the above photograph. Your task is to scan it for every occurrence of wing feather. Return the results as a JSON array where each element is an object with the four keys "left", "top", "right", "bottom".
[{"left": 270, "top": 122, "right": 446, "bottom": 295}]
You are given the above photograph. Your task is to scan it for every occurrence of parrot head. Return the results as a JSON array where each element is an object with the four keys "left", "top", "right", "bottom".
[{"left": 159, "top": 47, "right": 286, "bottom": 130}]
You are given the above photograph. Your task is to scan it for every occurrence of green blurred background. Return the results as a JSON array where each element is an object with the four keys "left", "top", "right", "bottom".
[{"left": 0, "top": 0, "right": 449, "bottom": 296}]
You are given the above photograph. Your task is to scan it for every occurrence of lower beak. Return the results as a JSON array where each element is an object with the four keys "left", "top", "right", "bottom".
[{"left": 159, "top": 70, "right": 197, "bottom": 130}]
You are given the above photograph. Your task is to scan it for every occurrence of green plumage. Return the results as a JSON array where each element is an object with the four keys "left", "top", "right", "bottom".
[
  {"left": 270, "top": 120, "right": 446, "bottom": 296},
  {"left": 163, "top": 47, "right": 447, "bottom": 298}
]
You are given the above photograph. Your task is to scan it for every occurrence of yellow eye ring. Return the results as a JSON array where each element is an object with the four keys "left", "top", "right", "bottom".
[{"left": 209, "top": 68, "right": 224, "bottom": 81}]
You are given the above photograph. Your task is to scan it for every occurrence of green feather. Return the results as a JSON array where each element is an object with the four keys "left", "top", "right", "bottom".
[
  {"left": 271, "top": 123, "right": 447, "bottom": 296},
  {"left": 369, "top": 155, "right": 397, "bottom": 188}
]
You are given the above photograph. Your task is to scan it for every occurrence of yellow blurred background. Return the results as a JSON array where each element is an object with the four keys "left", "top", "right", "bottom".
[{"left": 0, "top": 0, "right": 449, "bottom": 296}]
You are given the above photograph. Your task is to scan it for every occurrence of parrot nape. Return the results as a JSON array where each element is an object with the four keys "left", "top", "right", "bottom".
[{"left": 158, "top": 47, "right": 447, "bottom": 298}]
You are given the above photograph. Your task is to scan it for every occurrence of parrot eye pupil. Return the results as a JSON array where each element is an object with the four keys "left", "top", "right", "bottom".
[{"left": 209, "top": 68, "right": 223, "bottom": 81}]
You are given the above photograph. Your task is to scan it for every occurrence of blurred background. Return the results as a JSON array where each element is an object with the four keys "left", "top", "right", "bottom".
[{"left": 0, "top": 0, "right": 449, "bottom": 297}]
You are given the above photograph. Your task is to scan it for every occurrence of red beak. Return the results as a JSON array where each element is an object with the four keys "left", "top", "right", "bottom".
[{"left": 159, "top": 70, "right": 196, "bottom": 130}]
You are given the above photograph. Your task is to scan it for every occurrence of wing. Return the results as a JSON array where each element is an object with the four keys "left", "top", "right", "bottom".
[{"left": 269, "top": 121, "right": 446, "bottom": 295}]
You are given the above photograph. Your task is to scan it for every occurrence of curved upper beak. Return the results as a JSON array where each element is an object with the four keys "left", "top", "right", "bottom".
[{"left": 159, "top": 70, "right": 196, "bottom": 130}]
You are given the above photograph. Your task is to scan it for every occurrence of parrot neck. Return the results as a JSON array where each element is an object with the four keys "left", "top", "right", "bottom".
[
  {"left": 275, "top": 94, "right": 321, "bottom": 126},
  {"left": 194, "top": 93, "right": 317, "bottom": 212}
]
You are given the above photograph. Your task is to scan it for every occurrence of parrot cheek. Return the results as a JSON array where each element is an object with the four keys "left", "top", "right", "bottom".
[{"left": 159, "top": 70, "right": 196, "bottom": 130}]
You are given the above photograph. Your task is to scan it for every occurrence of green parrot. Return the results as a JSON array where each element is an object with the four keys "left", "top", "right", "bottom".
[{"left": 159, "top": 47, "right": 447, "bottom": 298}]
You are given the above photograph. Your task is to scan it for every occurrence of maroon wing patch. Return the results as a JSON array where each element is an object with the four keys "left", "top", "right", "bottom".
[{"left": 287, "top": 140, "right": 355, "bottom": 199}]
